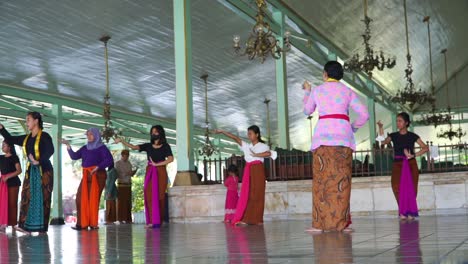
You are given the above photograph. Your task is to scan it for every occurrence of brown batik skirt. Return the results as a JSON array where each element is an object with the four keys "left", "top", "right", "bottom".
[
  {"left": 8, "top": 186, "right": 20, "bottom": 226},
  {"left": 117, "top": 185, "right": 132, "bottom": 222},
  {"left": 242, "top": 163, "right": 266, "bottom": 225},
  {"left": 312, "top": 146, "right": 352, "bottom": 231},
  {"left": 18, "top": 170, "right": 54, "bottom": 232}
]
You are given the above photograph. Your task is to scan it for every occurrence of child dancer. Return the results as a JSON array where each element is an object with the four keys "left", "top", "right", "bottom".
[{"left": 224, "top": 164, "right": 239, "bottom": 223}]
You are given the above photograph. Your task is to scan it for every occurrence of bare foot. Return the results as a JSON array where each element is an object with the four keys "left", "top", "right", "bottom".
[
  {"left": 235, "top": 221, "right": 248, "bottom": 226},
  {"left": 399, "top": 215, "right": 407, "bottom": 220},
  {"left": 343, "top": 228, "right": 354, "bottom": 232},
  {"left": 306, "top": 227, "right": 323, "bottom": 233},
  {"left": 14, "top": 226, "right": 31, "bottom": 235},
  {"left": 144, "top": 224, "right": 153, "bottom": 229}
]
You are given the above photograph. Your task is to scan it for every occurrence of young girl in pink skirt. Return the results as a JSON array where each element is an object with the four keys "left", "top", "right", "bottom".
[{"left": 224, "top": 165, "right": 239, "bottom": 223}]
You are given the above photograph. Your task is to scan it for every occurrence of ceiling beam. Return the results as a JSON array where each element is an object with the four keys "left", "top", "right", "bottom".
[
  {"left": 265, "top": 0, "right": 405, "bottom": 113},
  {"left": 223, "top": 0, "right": 400, "bottom": 113}
]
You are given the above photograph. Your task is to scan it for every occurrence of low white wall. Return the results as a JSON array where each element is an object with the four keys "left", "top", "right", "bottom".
[{"left": 168, "top": 172, "right": 468, "bottom": 223}]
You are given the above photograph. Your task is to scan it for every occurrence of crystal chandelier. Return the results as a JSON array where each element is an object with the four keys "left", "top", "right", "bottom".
[
  {"left": 418, "top": 16, "right": 451, "bottom": 127},
  {"left": 343, "top": 0, "right": 396, "bottom": 78},
  {"left": 391, "top": 0, "right": 434, "bottom": 109},
  {"left": 437, "top": 49, "right": 465, "bottom": 141},
  {"left": 100, "top": 35, "right": 122, "bottom": 143},
  {"left": 233, "top": 0, "right": 291, "bottom": 63},
  {"left": 198, "top": 74, "right": 217, "bottom": 157}
]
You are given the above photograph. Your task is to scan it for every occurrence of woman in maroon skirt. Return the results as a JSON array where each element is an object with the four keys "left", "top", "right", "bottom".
[{"left": 215, "top": 125, "right": 277, "bottom": 226}]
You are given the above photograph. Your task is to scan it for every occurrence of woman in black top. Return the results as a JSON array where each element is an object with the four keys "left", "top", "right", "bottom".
[
  {"left": 0, "top": 112, "right": 54, "bottom": 233},
  {"left": 0, "top": 140, "right": 22, "bottom": 227},
  {"left": 115, "top": 125, "right": 173, "bottom": 228},
  {"left": 377, "top": 112, "right": 428, "bottom": 220}
]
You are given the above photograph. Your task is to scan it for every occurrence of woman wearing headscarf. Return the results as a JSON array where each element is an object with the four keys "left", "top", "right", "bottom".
[
  {"left": 115, "top": 125, "right": 173, "bottom": 228},
  {"left": 303, "top": 61, "right": 369, "bottom": 232},
  {"left": 0, "top": 112, "right": 54, "bottom": 234},
  {"left": 62, "top": 127, "right": 114, "bottom": 230}
]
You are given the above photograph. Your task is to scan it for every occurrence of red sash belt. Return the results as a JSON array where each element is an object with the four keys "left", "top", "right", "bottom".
[{"left": 319, "top": 114, "right": 350, "bottom": 122}]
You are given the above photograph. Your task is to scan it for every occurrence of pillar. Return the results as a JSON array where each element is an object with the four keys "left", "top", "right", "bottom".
[
  {"left": 50, "top": 104, "right": 65, "bottom": 225},
  {"left": 272, "top": 10, "right": 290, "bottom": 150},
  {"left": 173, "top": 0, "right": 199, "bottom": 186},
  {"left": 391, "top": 113, "right": 397, "bottom": 132},
  {"left": 368, "top": 98, "right": 377, "bottom": 149},
  {"left": 408, "top": 112, "right": 414, "bottom": 132}
]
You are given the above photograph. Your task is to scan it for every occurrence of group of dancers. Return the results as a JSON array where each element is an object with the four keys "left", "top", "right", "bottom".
[
  {"left": 0, "top": 60, "right": 429, "bottom": 235},
  {"left": 220, "top": 61, "right": 429, "bottom": 232}
]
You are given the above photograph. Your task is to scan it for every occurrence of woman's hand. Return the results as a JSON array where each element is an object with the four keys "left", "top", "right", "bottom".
[
  {"left": 404, "top": 149, "right": 415, "bottom": 159},
  {"left": 303, "top": 80, "right": 311, "bottom": 92},
  {"left": 377, "top": 120, "right": 383, "bottom": 128},
  {"left": 114, "top": 137, "right": 122, "bottom": 144},
  {"left": 149, "top": 157, "right": 158, "bottom": 167},
  {"left": 28, "top": 154, "right": 40, "bottom": 165},
  {"left": 1, "top": 176, "right": 8, "bottom": 183},
  {"left": 0, "top": 123, "right": 3, "bottom": 130},
  {"left": 90, "top": 167, "right": 99, "bottom": 175}
]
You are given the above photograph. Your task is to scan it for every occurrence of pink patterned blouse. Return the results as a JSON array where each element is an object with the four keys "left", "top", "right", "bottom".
[{"left": 303, "top": 80, "right": 369, "bottom": 151}]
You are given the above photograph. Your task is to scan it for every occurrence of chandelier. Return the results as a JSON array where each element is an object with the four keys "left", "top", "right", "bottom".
[
  {"left": 233, "top": 0, "right": 291, "bottom": 63},
  {"left": 438, "top": 124, "right": 466, "bottom": 142},
  {"left": 343, "top": 0, "right": 396, "bottom": 78},
  {"left": 391, "top": 0, "right": 434, "bottom": 109},
  {"left": 100, "top": 35, "right": 122, "bottom": 143},
  {"left": 418, "top": 16, "right": 451, "bottom": 127},
  {"left": 437, "top": 49, "right": 465, "bottom": 141},
  {"left": 198, "top": 74, "right": 217, "bottom": 157}
]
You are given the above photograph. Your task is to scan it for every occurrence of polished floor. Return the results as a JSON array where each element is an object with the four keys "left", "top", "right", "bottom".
[{"left": 1, "top": 214, "right": 468, "bottom": 263}]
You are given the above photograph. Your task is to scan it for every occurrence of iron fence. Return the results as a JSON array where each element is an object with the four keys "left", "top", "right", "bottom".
[{"left": 197, "top": 143, "right": 468, "bottom": 184}]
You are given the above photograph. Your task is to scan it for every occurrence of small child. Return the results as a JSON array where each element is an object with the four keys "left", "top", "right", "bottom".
[{"left": 224, "top": 164, "right": 239, "bottom": 223}]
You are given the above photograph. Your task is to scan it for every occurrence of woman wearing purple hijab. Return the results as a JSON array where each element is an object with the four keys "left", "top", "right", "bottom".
[{"left": 62, "top": 127, "right": 114, "bottom": 230}]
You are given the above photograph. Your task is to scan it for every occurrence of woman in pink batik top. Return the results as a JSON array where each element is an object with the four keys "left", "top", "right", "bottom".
[{"left": 303, "top": 61, "right": 369, "bottom": 233}]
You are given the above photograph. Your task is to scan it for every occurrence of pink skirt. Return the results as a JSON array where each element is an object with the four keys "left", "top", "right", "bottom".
[
  {"left": 224, "top": 190, "right": 239, "bottom": 222},
  {"left": 0, "top": 181, "right": 8, "bottom": 225}
]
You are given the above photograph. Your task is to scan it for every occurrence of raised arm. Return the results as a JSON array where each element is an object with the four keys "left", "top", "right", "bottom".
[
  {"left": 114, "top": 137, "right": 140, "bottom": 151},
  {"left": 377, "top": 121, "right": 392, "bottom": 145},
  {"left": 62, "top": 139, "right": 83, "bottom": 160},
  {"left": 349, "top": 91, "right": 369, "bottom": 131},
  {"left": 213, "top": 129, "right": 242, "bottom": 146},
  {"left": 0, "top": 124, "right": 26, "bottom": 146},
  {"left": 303, "top": 81, "right": 316, "bottom": 116}
]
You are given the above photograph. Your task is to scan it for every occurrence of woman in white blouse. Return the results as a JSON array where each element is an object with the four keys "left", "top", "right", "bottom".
[{"left": 215, "top": 125, "right": 277, "bottom": 225}]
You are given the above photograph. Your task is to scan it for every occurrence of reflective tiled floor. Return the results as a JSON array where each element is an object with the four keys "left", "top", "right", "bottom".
[{"left": 1, "top": 214, "right": 468, "bottom": 263}]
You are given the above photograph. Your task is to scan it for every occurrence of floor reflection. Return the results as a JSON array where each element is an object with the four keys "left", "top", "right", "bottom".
[
  {"left": 19, "top": 233, "right": 51, "bottom": 263},
  {"left": 397, "top": 220, "right": 422, "bottom": 263},
  {"left": 225, "top": 225, "right": 268, "bottom": 264},
  {"left": 312, "top": 232, "right": 353, "bottom": 264},
  {"left": 78, "top": 230, "right": 101, "bottom": 263}
]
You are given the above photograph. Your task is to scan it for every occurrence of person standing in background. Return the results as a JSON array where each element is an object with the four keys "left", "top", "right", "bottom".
[
  {"left": 0, "top": 140, "right": 22, "bottom": 228},
  {"left": 104, "top": 163, "right": 118, "bottom": 224},
  {"left": 115, "top": 149, "right": 136, "bottom": 224}
]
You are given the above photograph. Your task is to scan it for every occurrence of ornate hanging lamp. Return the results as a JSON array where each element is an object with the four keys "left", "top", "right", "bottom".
[
  {"left": 437, "top": 49, "right": 465, "bottom": 141},
  {"left": 343, "top": 0, "right": 396, "bottom": 78},
  {"left": 198, "top": 74, "right": 218, "bottom": 157},
  {"left": 233, "top": 0, "right": 291, "bottom": 63},
  {"left": 100, "top": 35, "right": 122, "bottom": 143},
  {"left": 419, "top": 16, "right": 451, "bottom": 127},
  {"left": 391, "top": 0, "right": 434, "bottom": 109}
]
